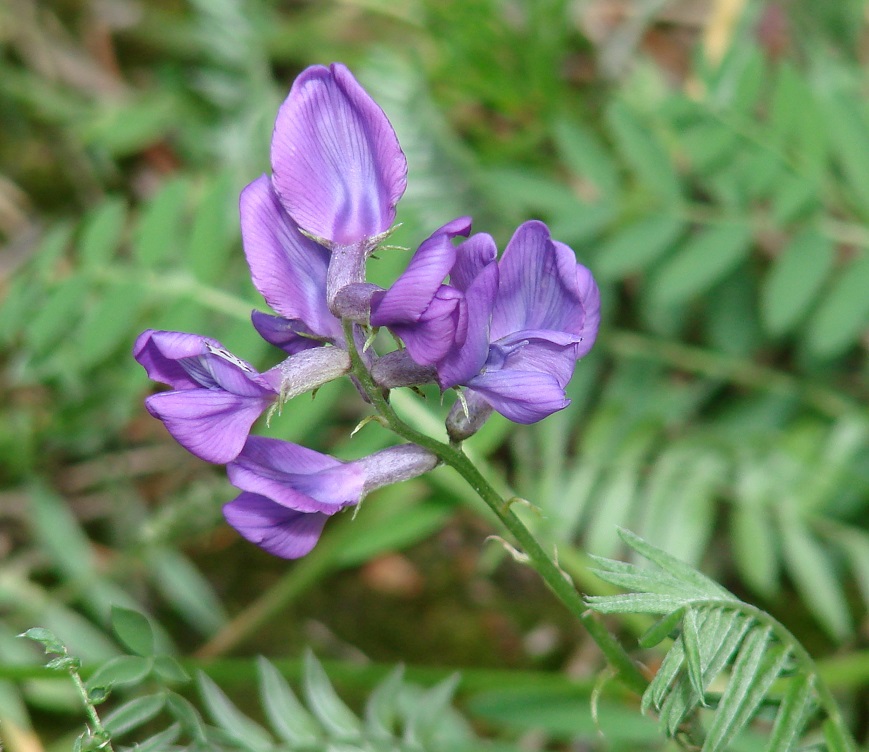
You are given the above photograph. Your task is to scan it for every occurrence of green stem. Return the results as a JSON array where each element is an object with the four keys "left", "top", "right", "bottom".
[{"left": 344, "top": 322, "right": 648, "bottom": 695}]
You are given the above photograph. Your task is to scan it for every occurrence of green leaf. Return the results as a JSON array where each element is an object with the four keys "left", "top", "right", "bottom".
[
  {"left": 585, "top": 592, "right": 690, "bottom": 615},
  {"left": 197, "top": 670, "right": 273, "bottom": 751},
  {"left": 24, "top": 275, "right": 90, "bottom": 356},
  {"left": 73, "top": 280, "right": 147, "bottom": 370},
  {"left": 651, "top": 223, "right": 753, "bottom": 307},
  {"left": 302, "top": 650, "right": 362, "bottom": 739},
  {"left": 32, "top": 222, "right": 75, "bottom": 279},
  {"left": 111, "top": 606, "right": 156, "bottom": 657},
  {"left": 146, "top": 547, "right": 227, "bottom": 636},
  {"left": 681, "top": 610, "right": 705, "bottom": 702},
  {"left": 133, "top": 177, "right": 192, "bottom": 267},
  {"left": 256, "top": 656, "right": 320, "bottom": 746},
  {"left": 165, "top": 691, "right": 208, "bottom": 741},
  {"left": 78, "top": 198, "right": 127, "bottom": 270},
  {"left": 779, "top": 515, "right": 852, "bottom": 639},
  {"left": 405, "top": 673, "right": 461, "bottom": 745},
  {"left": 124, "top": 723, "right": 181, "bottom": 752},
  {"left": 364, "top": 665, "right": 405, "bottom": 739},
  {"left": 152, "top": 655, "right": 191, "bottom": 684},
  {"left": 730, "top": 505, "right": 779, "bottom": 599},
  {"left": 703, "top": 630, "right": 788, "bottom": 752},
  {"left": 639, "top": 445, "right": 724, "bottom": 566},
  {"left": 552, "top": 117, "right": 620, "bottom": 200},
  {"left": 595, "top": 215, "right": 684, "bottom": 280},
  {"left": 616, "top": 528, "right": 733, "bottom": 600},
  {"left": 77, "top": 92, "right": 178, "bottom": 157},
  {"left": 19, "top": 627, "right": 66, "bottom": 656},
  {"left": 823, "top": 717, "right": 858, "bottom": 752},
  {"left": 85, "top": 655, "right": 152, "bottom": 693},
  {"left": 639, "top": 608, "right": 686, "bottom": 649},
  {"left": 606, "top": 101, "right": 681, "bottom": 204},
  {"left": 819, "top": 92, "right": 869, "bottom": 214},
  {"left": 642, "top": 635, "right": 684, "bottom": 715},
  {"left": 28, "top": 483, "right": 94, "bottom": 582},
  {"left": 805, "top": 253, "right": 869, "bottom": 359},
  {"left": 770, "top": 175, "right": 819, "bottom": 225},
  {"left": 661, "top": 609, "right": 754, "bottom": 733},
  {"left": 761, "top": 230, "right": 834, "bottom": 336},
  {"left": 765, "top": 674, "right": 815, "bottom": 752},
  {"left": 102, "top": 692, "right": 166, "bottom": 736},
  {"left": 187, "top": 173, "right": 240, "bottom": 283}
]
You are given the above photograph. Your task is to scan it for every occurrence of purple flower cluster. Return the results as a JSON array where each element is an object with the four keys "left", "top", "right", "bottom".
[{"left": 135, "top": 63, "right": 599, "bottom": 558}]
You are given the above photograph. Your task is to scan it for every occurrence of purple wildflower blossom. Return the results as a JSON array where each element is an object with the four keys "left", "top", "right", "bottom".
[
  {"left": 134, "top": 330, "right": 280, "bottom": 464},
  {"left": 224, "top": 439, "right": 436, "bottom": 558},
  {"left": 240, "top": 175, "right": 343, "bottom": 353},
  {"left": 380, "top": 220, "right": 600, "bottom": 425},
  {"left": 449, "top": 220, "right": 600, "bottom": 423}
]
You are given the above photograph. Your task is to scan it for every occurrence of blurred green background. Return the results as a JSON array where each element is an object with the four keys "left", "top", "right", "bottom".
[{"left": 1, "top": 0, "right": 868, "bottom": 749}]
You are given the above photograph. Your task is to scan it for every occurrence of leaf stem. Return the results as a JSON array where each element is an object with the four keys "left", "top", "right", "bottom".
[{"left": 344, "top": 322, "right": 648, "bottom": 695}]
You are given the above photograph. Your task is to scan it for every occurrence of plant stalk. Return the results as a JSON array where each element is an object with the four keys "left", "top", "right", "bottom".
[{"left": 344, "top": 322, "right": 648, "bottom": 696}]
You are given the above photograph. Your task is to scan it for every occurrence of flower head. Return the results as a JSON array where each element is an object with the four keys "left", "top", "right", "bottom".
[
  {"left": 224, "top": 439, "right": 436, "bottom": 558},
  {"left": 380, "top": 220, "right": 600, "bottom": 426},
  {"left": 451, "top": 221, "right": 600, "bottom": 424},
  {"left": 134, "top": 330, "right": 280, "bottom": 463}
]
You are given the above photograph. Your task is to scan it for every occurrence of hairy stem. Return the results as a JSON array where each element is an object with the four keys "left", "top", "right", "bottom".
[{"left": 344, "top": 322, "right": 648, "bottom": 695}]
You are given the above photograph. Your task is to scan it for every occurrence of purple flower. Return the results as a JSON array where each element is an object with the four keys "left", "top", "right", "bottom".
[
  {"left": 240, "top": 175, "right": 344, "bottom": 353},
  {"left": 223, "top": 439, "right": 437, "bottom": 558},
  {"left": 379, "top": 220, "right": 599, "bottom": 425},
  {"left": 134, "top": 330, "right": 280, "bottom": 463},
  {"left": 270, "top": 63, "right": 407, "bottom": 249},
  {"left": 447, "top": 221, "right": 600, "bottom": 424}
]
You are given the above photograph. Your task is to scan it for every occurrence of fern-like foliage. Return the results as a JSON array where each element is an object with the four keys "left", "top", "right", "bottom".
[
  {"left": 186, "top": 653, "right": 493, "bottom": 752},
  {"left": 586, "top": 529, "right": 857, "bottom": 752},
  {"left": 25, "top": 610, "right": 508, "bottom": 752}
]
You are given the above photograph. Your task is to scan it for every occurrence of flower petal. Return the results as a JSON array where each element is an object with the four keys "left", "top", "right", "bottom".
[
  {"left": 451, "top": 232, "right": 497, "bottom": 292},
  {"left": 145, "top": 389, "right": 271, "bottom": 463},
  {"left": 491, "top": 220, "right": 593, "bottom": 340},
  {"left": 388, "top": 286, "right": 463, "bottom": 366},
  {"left": 271, "top": 63, "right": 407, "bottom": 246},
  {"left": 436, "top": 261, "right": 498, "bottom": 388},
  {"left": 466, "top": 369, "right": 570, "bottom": 424},
  {"left": 223, "top": 493, "right": 328, "bottom": 559},
  {"left": 134, "top": 330, "right": 218, "bottom": 390},
  {"left": 251, "top": 310, "right": 324, "bottom": 355},
  {"left": 227, "top": 437, "right": 365, "bottom": 514},
  {"left": 370, "top": 217, "right": 470, "bottom": 326},
  {"left": 240, "top": 176, "right": 340, "bottom": 340},
  {"left": 490, "top": 332, "right": 579, "bottom": 389}
]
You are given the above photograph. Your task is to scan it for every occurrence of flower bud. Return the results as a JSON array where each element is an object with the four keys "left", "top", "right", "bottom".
[
  {"left": 446, "top": 391, "right": 494, "bottom": 443},
  {"left": 371, "top": 350, "right": 437, "bottom": 388},
  {"left": 275, "top": 346, "right": 351, "bottom": 400}
]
